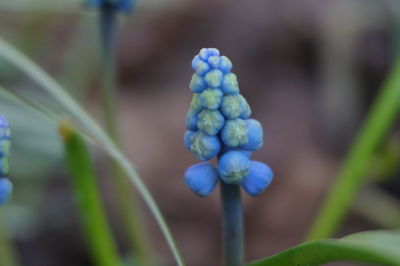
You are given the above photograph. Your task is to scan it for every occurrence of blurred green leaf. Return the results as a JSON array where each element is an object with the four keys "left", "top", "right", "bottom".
[{"left": 248, "top": 230, "right": 400, "bottom": 266}]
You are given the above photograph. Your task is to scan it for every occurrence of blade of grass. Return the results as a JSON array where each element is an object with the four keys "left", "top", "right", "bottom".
[
  {"left": 0, "top": 36, "right": 185, "bottom": 266},
  {"left": 307, "top": 55, "right": 400, "bottom": 240},
  {"left": 60, "top": 122, "right": 121, "bottom": 266}
]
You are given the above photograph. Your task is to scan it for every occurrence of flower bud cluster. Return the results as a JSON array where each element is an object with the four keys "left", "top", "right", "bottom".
[
  {"left": 0, "top": 115, "right": 11, "bottom": 205},
  {"left": 85, "top": 0, "right": 134, "bottom": 13},
  {"left": 184, "top": 48, "right": 273, "bottom": 197}
]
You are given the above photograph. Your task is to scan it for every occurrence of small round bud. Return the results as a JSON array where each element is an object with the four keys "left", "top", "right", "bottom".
[
  {"left": 0, "top": 178, "right": 12, "bottom": 205},
  {"left": 221, "top": 118, "right": 248, "bottom": 147},
  {"left": 189, "top": 93, "right": 202, "bottom": 113},
  {"left": 190, "top": 131, "right": 221, "bottom": 161},
  {"left": 240, "top": 119, "right": 263, "bottom": 151},
  {"left": 241, "top": 161, "right": 273, "bottom": 196},
  {"left": 220, "top": 94, "right": 243, "bottom": 119},
  {"left": 200, "top": 89, "right": 223, "bottom": 110},
  {"left": 219, "top": 56, "right": 233, "bottom": 73},
  {"left": 189, "top": 74, "right": 207, "bottom": 93},
  {"left": 185, "top": 109, "right": 200, "bottom": 131},
  {"left": 204, "top": 69, "right": 224, "bottom": 88},
  {"left": 221, "top": 73, "right": 239, "bottom": 94},
  {"left": 197, "top": 110, "right": 225, "bottom": 136},
  {"left": 239, "top": 95, "right": 251, "bottom": 119},
  {"left": 199, "top": 48, "right": 220, "bottom": 60},
  {"left": 183, "top": 130, "right": 196, "bottom": 150},
  {"left": 184, "top": 163, "right": 219, "bottom": 197},
  {"left": 208, "top": 56, "right": 221, "bottom": 69},
  {"left": 218, "top": 151, "right": 250, "bottom": 184}
]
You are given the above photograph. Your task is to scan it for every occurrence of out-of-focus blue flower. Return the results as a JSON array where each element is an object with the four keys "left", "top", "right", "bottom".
[
  {"left": 241, "top": 161, "right": 273, "bottom": 196},
  {"left": 218, "top": 151, "right": 250, "bottom": 184},
  {"left": 184, "top": 163, "right": 219, "bottom": 197},
  {"left": 0, "top": 178, "right": 12, "bottom": 205},
  {"left": 183, "top": 48, "right": 273, "bottom": 196},
  {"left": 85, "top": 0, "right": 135, "bottom": 14}
]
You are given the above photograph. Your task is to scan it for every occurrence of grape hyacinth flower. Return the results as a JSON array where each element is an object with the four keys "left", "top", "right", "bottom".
[
  {"left": 183, "top": 48, "right": 274, "bottom": 266},
  {"left": 0, "top": 115, "right": 12, "bottom": 205}
]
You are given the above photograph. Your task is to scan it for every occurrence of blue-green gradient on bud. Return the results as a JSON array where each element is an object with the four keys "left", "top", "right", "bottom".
[
  {"left": 204, "top": 69, "right": 224, "bottom": 88},
  {"left": 197, "top": 110, "right": 225, "bottom": 136},
  {"left": 189, "top": 131, "right": 221, "bottom": 161},
  {"left": 184, "top": 163, "right": 220, "bottom": 197},
  {"left": 221, "top": 73, "right": 239, "bottom": 95},
  {"left": 0, "top": 178, "right": 12, "bottom": 205},
  {"left": 241, "top": 161, "right": 273, "bottom": 196},
  {"left": 220, "top": 95, "right": 245, "bottom": 119},
  {"left": 200, "top": 89, "right": 223, "bottom": 110},
  {"left": 239, "top": 119, "right": 263, "bottom": 151},
  {"left": 189, "top": 74, "right": 207, "bottom": 93},
  {"left": 185, "top": 109, "right": 199, "bottom": 131},
  {"left": 221, "top": 118, "right": 248, "bottom": 147},
  {"left": 218, "top": 151, "right": 250, "bottom": 184}
]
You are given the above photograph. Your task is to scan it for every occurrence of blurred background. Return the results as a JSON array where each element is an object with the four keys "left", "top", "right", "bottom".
[{"left": 0, "top": 0, "right": 400, "bottom": 265}]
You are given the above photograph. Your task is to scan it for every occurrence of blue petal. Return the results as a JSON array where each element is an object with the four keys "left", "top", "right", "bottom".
[
  {"left": 0, "top": 178, "right": 12, "bottom": 205},
  {"left": 218, "top": 151, "right": 250, "bottom": 184},
  {"left": 241, "top": 161, "right": 273, "bottom": 196},
  {"left": 184, "top": 163, "right": 219, "bottom": 197},
  {"left": 240, "top": 119, "right": 263, "bottom": 151}
]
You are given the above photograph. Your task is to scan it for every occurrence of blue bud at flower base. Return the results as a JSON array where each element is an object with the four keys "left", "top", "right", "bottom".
[
  {"left": 0, "top": 178, "right": 12, "bottom": 205},
  {"left": 221, "top": 145, "right": 252, "bottom": 158},
  {"left": 218, "top": 151, "right": 250, "bottom": 184},
  {"left": 241, "top": 161, "right": 273, "bottom": 196},
  {"left": 190, "top": 131, "right": 221, "bottom": 161},
  {"left": 184, "top": 163, "right": 219, "bottom": 197},
  {"left": 239, "top": 119, "right": 263, "bottom": 151}
]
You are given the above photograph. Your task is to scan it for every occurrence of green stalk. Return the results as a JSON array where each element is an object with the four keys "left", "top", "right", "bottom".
[
  {"left": 220, "top": 183, "right": 244, "bottom": 266},
  {"left": 99, "top": 4, "right": 152, "bottom": 265},
  {"left": 60, "top": 122, "right": 120, "bottom": 266},
  {"left": 307, "top": 56, "right": 400, "bottom": 240},
  {"left": 0, "top": 212, "right": 19, "bottom": 266}
]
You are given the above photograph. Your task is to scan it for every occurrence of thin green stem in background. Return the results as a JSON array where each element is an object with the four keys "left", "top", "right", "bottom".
[
  {"left": 60, "top": 123, "right": 120, "bottom": 266},
  {"left": 307, "top": 55, "right": 400, "bottom": 240},
  {"left": 0, "top": 36, "right": 185, "bottom": 266},
  {"left": 99, "top": 4, "right": 152, "bottom": 265},
  {"left": 0, "top": 211, "right": 19, "bottom": 266},
  {"left": 220, "top": 183, "right": 244, "bottom": 266}
]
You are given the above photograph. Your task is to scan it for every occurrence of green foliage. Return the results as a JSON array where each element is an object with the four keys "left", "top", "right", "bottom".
[{"left": 248, "top": 230, "right": 400, "bottom": 266}]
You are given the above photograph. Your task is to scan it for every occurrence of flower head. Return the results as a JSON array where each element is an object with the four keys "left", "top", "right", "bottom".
[{"left": 183, "top": 48, "right": 273, "bottom": 196}]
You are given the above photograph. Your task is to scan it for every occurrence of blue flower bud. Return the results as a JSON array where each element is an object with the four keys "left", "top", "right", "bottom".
[
  {"left": 220, "top": 94, "right": 244, "bottom": 119},
  {"left": 183, "top": 130, "right": 196, "bottom": 150},
  {"left": 197, "top": 110, "right": 225, "bottom": 136},
  {"left": 199, "top": 48, "right": 220, "bottom": 60},
  {"left": 192, "top": 56, "right": 210, "bottom": 76},
  {"left": 200, "top": 88, "right": 223, "bottom": 110},
  {"left": 0, "top": 115, "right": 10, "bottom": 140},
  {"left": 190, "top": 131, "right": 221, "bottom": 161},
  {"left": 239, "top": 95, "right": 251, "bottom": 119},
  {"left": 218, "top": 151, "right": 250, "bottom": 184},
  {"left": 241, "top": 161, "right": 273, "bottom": 196},
  {"left": 207, "top": 56, "right": 220, "bottom": 69},
  {"left": 185, "top": 109, "right": 200, "bottom": 131},
  {"left": 0, "top": 140, "right": 11, "bottom": 158},
  {"left": 184, "top": 163, "right": 219, "bottom": 197},
  {"left": 189, "top": 74, "right": 207, "bottom": 93},
  {"left": 189, "top": 93, "right": 202, "bottom": 112},
  {"left": 219, "top": 56, "right": 233, "bottom": 74},
  {"left": 0, "top": 178, "right": 12, "bottom": 205},
  {"left": 240, "top": 119, "right": 263, "bottom": 151},
  {"left": 221, "top": 73, "right": 239, "bottom": 94},
  {"left": 204, "top": 69, "right": 224, "bottom": 88},
  {"left": 221, "top": 118, "right": 248, "bottom": 147}
]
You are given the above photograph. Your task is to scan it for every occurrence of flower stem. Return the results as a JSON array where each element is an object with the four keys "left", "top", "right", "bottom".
[
  {"left": 0, "top": 211, "right": 19, "bottom": 266},
  {"left": 99, "top": 4, "right": 152, "bottom": 265},
  {"left": 220, "top": 182, "right": 244, "bottom": 266}
]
